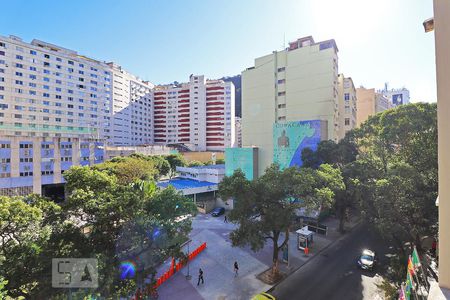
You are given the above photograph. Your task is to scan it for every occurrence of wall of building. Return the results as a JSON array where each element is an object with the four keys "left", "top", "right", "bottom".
[
  {"left": 435, "top": 0, "right": 450, "bottom": 290},
  {"left": 242, "top": 36, "right": 337, "bottom": 176},
  {"left": 105, "top": 145, "right": 174, "bottom": 160},
  {"left": 0, "top": 35, "right": 111, "bottom": 140},
  {"left": 337, "top": 74, "right": 357, "bottom": 140},
  {"left": 356, "top": 87, "right": 376, "bottom": 126},
  {"left": 153, "top": 75, "right": 235, "bottom": 152},
  {"left": 0, "top": 136, "right": 104, "bottom": 196},
  {"left": 181, "top": 151, "right": 224, "bottom": 163}
]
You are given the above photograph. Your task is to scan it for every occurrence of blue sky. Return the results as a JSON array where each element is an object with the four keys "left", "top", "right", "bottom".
[{"left": 1, "top": 0, "right": 436, "bottom": 102}]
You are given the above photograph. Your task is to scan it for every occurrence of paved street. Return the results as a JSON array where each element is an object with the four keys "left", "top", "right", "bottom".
[
  {"left": 155, "top": 213, "right": 360, "bottom": 300},
  {"left": 270, "top": 224, "right": 393, "bottom": 300}
]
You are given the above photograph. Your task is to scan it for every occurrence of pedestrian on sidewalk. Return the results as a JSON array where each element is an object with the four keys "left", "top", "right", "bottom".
[
  {"left": 224, "top": 215, "right": 228, "bottom": 223},
  {"left": 234, "top": 261, "right": 239, "bottom": 277},
  {"left": 197, "top": 268, "right": 204, "bottom": 286}
]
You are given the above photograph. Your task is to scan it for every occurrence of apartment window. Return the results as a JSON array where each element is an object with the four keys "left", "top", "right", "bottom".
[
  {"left": 44, "top": 62, "right": 50, "bottom": 67},
  {"left": 345, "top": 105, "right": 350, "bottom": 114},
  {"left": 16, "top": 63, "right": 23, "bottom": 68},
  {"left": 278, "top": 104, "right": 286, "bottom": 109},
  {"left": 19, "top": 143, "right": 33, "bottom": 149},
  {"left": 344, "top": 93, "right": 350, "bottom": 100},
  {"left": 277, "top": 79, "right": 285, "bottom": 84},
  {"left": 0, "top": 42, "right": 5, "bottom": 48},
  {"left": 16, "top": 55, "right": 23, "bottom": 60},
  {"left": 20, "top": 172, "right": 33, "bottom": 177},
  {"left": 56, "top": 57, "right": 62, "bottom": 62},
  {"left": 30, "top": 50, "right": 36, "bottom": 55},
  {"left": 44, "top": 54, "right": 50, "bottom": 59},
  {"left": 68, "top": 60, "right": 74, "bottom": 65},
  {"left": 0, "top": 51, "right": 4, "bottom": 56},
  {"left": 278, "top": 91, "right": 286, "bottom": 96},
  {"left": 0, "top": 143, "right": 10, "bottom": 149},
  {"left": 43, "top": 93, "right": 50, "bottom": 98},
  {"left": 20, "top": 157, "right": 33, "bottom": 163},
  {"left": 278, "top": 67, "right": 286, "bottom": 72},
  {"left": 345, "top": 118, "right": 350, "bottom": 126}
]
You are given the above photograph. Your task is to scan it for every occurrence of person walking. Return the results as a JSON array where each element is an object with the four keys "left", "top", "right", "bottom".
[
  {"left": 234, "top": 261, "right": 239, "bottom": 277},
  {"left": 224, "top": 215, "right": 228, "bottom": 223},
  {"left": 197, "top": 268, "right": 204, "bottom": 286}
]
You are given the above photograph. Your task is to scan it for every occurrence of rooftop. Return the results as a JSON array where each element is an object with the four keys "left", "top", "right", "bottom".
[
  {"left": 157, "top": 178, "right": 217, "bottom": 190},
  {"left": 186, "top": 164, "right": 225, "bottom": 170}
]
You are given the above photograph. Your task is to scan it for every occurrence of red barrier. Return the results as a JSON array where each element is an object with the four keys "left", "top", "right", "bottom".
[{"left": 151, "top": 242, "right": 207, "bottom": 291}]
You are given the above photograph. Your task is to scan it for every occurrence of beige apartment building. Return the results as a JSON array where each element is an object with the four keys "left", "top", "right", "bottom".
[
  {"left": 337, "top": 74, "right": 357, "bottom": 139},
  {"left": 355, "top": 87, "right": 392, "bottom": 126},
  {"left": 242, "top": 36, "right": 339, "bottom": 175},
  {"left": 431, "top": 0, "right": 450, "bottom": 296}
]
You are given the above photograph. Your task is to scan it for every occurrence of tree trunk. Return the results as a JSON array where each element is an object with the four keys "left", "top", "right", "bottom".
[
  {"left": 338, "top": 212, "right": 345, "bottom": 234},
  {"left": 272, "top": 231, "right": 280, "bottom": 275}
]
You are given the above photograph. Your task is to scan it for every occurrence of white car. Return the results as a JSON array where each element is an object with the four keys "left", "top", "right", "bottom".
[{"left": 357, "top": 249, "right": 376, "bottom": 270}]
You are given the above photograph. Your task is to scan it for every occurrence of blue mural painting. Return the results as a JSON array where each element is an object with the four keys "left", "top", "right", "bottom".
[{"left": 273, "top": 120, "right": 322, "bottom": 169}]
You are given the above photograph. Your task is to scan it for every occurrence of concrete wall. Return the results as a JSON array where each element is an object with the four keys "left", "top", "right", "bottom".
[
  {"left": 435, "top": 0, "right": 450, "bottom": 290},
  {"left": 181, "top": 151, "right": 224, "bottom": 163},
  {"left": 356, "top": 88, "right": 376, "bottom": 126}
]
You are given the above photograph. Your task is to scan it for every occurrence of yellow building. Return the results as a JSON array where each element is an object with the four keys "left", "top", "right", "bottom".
[
  {"left": 337, "top": 74, "right": 357, "bottom": 140},
  {"left": 356, "top": 87, "right": 392, "bottom": 126},
  {"left": 242, "top": 36, "right": 339, "bottom": 175}
]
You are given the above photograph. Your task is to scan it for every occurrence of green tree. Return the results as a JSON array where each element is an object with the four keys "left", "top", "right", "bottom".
[
  {"left": 219, "top": 165, "right": 299, "bottom": 274},
  {"left": 351, "top": 103, "right": 438, "bottom": 252},
  {"left": 187, "top": 160, "right": 204, "bottom": 167},
  {"left": 94, "top": 156, "right": 157, "bottom": 184},
  {"left": 164, "top": 154, "right": 186, "bottom": 178}
]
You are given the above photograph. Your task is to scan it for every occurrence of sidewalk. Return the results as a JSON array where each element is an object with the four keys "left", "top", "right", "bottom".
[{"left": 154, "top": 213, "right": 360, "bottom": 300}]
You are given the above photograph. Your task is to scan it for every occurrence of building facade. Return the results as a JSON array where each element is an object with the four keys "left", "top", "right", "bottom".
[
  {"left": 0, "top": 35, "right": 111, "bottom": 195},
  {"left": 356, "top": 87, "right": 392, "bottom": 126},
  {"left": 108, "top": 62, "right": 154, "bottom": 146},
  {"left": 380, "top": 86, "right": 410, "bottom": 107},
  {"left": 242, "top": 36, "right": 338, "bottom": 175},
  {"left": 234, "top": 116, "right": 242, "bottom": 147},
  {"left": 153, "top": 75, "right": 235, "bottom": 151},
  {"left": 0, "top": 136, "right": 104, "bottom": 196},
  {"left": 0, "top": 35, "right": 112, "bottom": 140},
  {"left": 337, "top": 74, "right": 357, "bottom": 140}
]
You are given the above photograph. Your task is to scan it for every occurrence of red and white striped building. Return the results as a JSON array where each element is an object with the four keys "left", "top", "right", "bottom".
[{"left": 153, "top": 75, "right": 235, "bottom": 151}]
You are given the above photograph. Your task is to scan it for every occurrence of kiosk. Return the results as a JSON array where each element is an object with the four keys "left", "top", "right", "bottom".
[{"left": 296, "top": 226, "right": 314, "bottom": 251}]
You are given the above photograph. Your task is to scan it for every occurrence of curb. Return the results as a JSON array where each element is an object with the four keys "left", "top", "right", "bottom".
[{"left": 267, "top": 219, "right": 362, "bottom": 293}]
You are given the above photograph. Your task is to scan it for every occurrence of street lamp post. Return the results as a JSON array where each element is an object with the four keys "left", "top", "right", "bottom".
[{"left": 186, "top": 240, "right": 192, "bottom": 280}]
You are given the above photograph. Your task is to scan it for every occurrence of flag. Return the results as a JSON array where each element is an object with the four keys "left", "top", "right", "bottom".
[
  {"left": 407, "top": 255, "right": 415, "bottom": 276},
  {"left": 398, "top": 284, "right": 406, "bottom": 300},
  {"left": 405, "top": 273, "right": 413, "bottom": 300},
  {"left": 412, "top": 247, "right": 421, "bottom": 268},
  {"left": 406, "top": 270, "right": 415, "bottom": 290}
]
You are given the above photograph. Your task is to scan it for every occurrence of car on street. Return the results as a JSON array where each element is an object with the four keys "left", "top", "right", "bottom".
[
  {"left": 211, "top": 207, "right": 225, "bottom": 217},
  {"left": 251, "top": 292, "right": 276, "bottom": 300},
  {"left": 357, "top": 249, "right": 376, "bottom": 270}
]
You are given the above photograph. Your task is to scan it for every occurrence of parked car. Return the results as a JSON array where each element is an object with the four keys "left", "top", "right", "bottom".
[
  {"left": 357, "top": 249, "right": 376, "bottom": 270},
  {"left": 211, "top": 207, "right": 225, "bottom": 217},
  {"left": 251, "top": 292, "right": 276, "bottom": 300}
]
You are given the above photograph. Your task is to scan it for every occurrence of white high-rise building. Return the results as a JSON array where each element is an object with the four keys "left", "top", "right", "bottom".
[
  {"left": 108, "top": 62, "right": 154, "bottom": 146},
  {"left": 337, "top": 74, "right": 357, "bottom": 140},
  {"left": 0, "top": 35, "right": 112, "bottom": 139},
  {"left": 380, "top": 86, "right": 410, "bottom": 107},
  {"left": 153, "top": 75, "right": 235, "bottom": 151}
]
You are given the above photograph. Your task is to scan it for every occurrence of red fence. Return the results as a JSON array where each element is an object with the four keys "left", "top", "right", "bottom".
[{"left": 154, "top": 242, "right": 207, "bottom": 289}]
